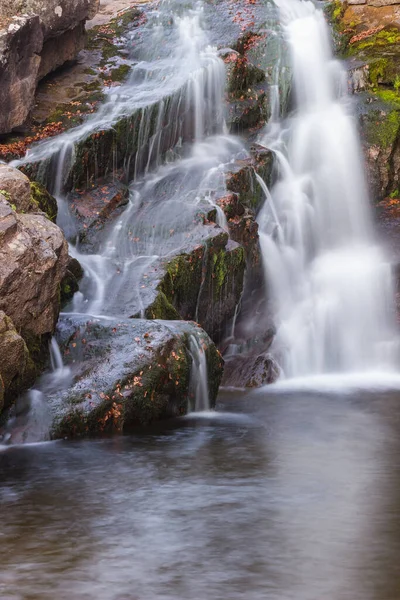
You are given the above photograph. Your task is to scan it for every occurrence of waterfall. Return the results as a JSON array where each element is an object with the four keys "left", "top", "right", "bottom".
[
  {"left": 189, "top": 334, "right": 210, "bottom": 412},
  {"left": 257, "top": 0, "right": 399, "bottom": 377},
  {"left": 15, "top": 7, "right": 226, "bottom": 192}
]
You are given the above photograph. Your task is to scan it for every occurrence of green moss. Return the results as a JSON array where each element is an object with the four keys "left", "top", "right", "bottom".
[
  {"left": 30, "top": 182, "right": 58, "bottom": 222},
  {"left": 22, "top": 330, "right": 50, "bottom": 377},
  {"left": 100, "top": 42, "right": 120, "bottom": 63},
  {"left": 374, "top": 88, "right": 400, "bottom": 108},
  {"left": 0, "top": 189, "right": 12, "bottom": 202},
  {"left": 369, "top": 59, "right": 388, "bottom": 88},
  {"left": 390, "top": 188, "right": 400, "bottom": 198},
  {"left": 143, "top": 291, "right": 181, "bottom": 320},
  {"left": 100, "top": 64, "right": 131, "bottom": 82},
  {"left": 364, "top": 108, "right": 400, "bottom": 149},
  {"left": 324, "top": 1, "right": 345, "bottom": 27},
  {"left": 212, "top": 246, "right": 245, "bottom": 295}
]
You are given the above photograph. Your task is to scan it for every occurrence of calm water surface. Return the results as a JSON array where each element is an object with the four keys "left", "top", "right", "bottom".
[{"left": 1, "top": 387, "right": 400, "bottom": 600}]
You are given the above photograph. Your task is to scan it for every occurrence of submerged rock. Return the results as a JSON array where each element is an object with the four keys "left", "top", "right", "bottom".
[
  {"left": 69, "top": 179, "right": 129, "bottom": 242},
  {"left": 222, "top": 351, "right": 280, "bottom": 388},
  {"left": 49, "top": 317, "right": 223, "bottom": 438}
]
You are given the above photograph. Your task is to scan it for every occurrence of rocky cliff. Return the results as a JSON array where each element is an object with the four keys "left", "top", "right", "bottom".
[{"left": 0, "top": 0, "right": 100, "bottom": 133}]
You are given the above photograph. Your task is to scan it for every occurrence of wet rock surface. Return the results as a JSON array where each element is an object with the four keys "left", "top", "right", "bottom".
[
  {"left": 69, "top": 179, "right": 129, "bottom": 242},
  {"left": 47, "top": 316, "right": 223, "bottom": 438},
  {"left": 0, "top": 0, "right": 288, "bottom": 431},
  {"left": 222, "top": 351, "right": 280, "bottom": 387}
]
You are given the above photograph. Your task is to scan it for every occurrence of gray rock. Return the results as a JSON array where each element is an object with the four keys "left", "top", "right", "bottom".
[{"left": 49, "top": 316, "right": 224, "bottom": 438}]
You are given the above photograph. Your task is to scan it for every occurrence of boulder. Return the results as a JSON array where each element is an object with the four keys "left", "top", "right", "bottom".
[
  {"left": 0, "top": 0, "right": 100, "bottom": 134},
  {"left": 48, "top": 316, "right": 223, "bottom": 438},
  {"left": 0, "top": 311, "right": 34, "bottom": 409},
  {"left": 0, "top": 15, "right": 43, "bottom": 134},
  {"left": 0, "top": 201, "right": 69, "bottom": 339},
  {"left": 0, "top": 163, "right": 33, "bottom": 212},
  {"left": 0, "top": 1, "right": 100, "bottom": 36},
  {"left": 222, "top": 351, "right": 280, "bottom": 387},
  {"left": 0, "top": 173, "right": 71, "bottom": 407}
]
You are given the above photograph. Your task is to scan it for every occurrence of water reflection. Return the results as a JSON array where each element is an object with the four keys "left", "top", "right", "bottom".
[{"left": 1, "top": 391, "right": 400, "bottom": 599}]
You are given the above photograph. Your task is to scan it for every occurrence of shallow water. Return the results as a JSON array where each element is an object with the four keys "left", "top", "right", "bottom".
[{"left": 2, "top": 388, "right": 400, "bottom": 600}]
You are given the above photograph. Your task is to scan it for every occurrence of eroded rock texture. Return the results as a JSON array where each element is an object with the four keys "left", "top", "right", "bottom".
[
  {"left": 0, "top": 167, "right": 70, "bottom": 407},
  {"left": 0, "top": 0, "right": 100, "bottom": 133}
]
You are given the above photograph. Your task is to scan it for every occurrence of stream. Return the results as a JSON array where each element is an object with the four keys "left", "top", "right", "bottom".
[
  {"left": 2, "top": 0, "right": 400, "bottom": 595},
  {"left": 2, "top": 389, "right": 400, "bottom": 599}
]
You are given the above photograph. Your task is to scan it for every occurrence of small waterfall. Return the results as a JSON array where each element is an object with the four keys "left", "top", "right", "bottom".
[
  {"left": 15, "top": 6, "right": 226, "bottom": 193},
  {"left": 189, "top": 335, "right": 210, "bottom": 412},
  {"left": 257, "top": 0, "right": 399, "bottom": 377}
]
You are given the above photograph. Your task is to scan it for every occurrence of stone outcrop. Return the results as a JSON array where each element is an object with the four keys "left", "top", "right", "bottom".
[
  {"left": 0, "top": 311, "right": 34, "bottom": 411},
  {"left": 0, "top": 15, "right": 43, "bottom": 134},
  {"left": 347, "top": 0, "right": 400, "bottom": 5},
  {"left": 47, "top": 317, "right": 223, "bottom": 439},
  {"left": 0, "top": 0, "right": 100, "bottom": 134},
  {"left": 0, "top": 166, "right": 70, "bottom": 408},
  {"left": 327, "top": 2, "right": 400, "bottom": 201}
]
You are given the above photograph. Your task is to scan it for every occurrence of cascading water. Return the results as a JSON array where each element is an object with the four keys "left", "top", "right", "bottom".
[
  {"left": 257, "top": 0, "right": 399, "bottom": 378},
  {"left": 61, "top": 6, "right": 244, "bottom": 321},
  {"left": 189, "top": 335, "right": 210, "bottom": 412},
  {"left": 3, "top": 2, "right": 248, "bottom": 436}
]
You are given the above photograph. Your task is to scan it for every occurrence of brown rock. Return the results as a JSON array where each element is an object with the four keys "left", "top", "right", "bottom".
[
  {"left": 222, "top": 352, "right": 280, "bottom": 387},
  {"left": 0, "top": 15, "right": 43, "bottom": 134},
  {"left": 0, "top": 310, "right": 33, "bottom": 408},
  {"left": 38, "top": 22, "right": 86, "bottom": 80},
  {"left": 368, "top": 0, "right": 400, "bottom": 6},
  {"left": 0, "top": 374, "right": 4, "bottom": 412},
  {"left": 0, "top": 164, "right": 32, "bottom": 212},
  {"left": 0, "top": 196, "right": 69, "bottom": 338},
  {"left": 0, "top": 1, "right": 100, "bottom": 133},
  {"left": 0, "top": 1, "right": 100, "bottom": 37}
]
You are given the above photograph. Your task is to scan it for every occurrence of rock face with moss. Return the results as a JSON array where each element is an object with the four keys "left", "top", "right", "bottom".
[
  {"left": 0, "top": 166, "right": 71, "bottom": 408},
  {"left": 327, "top": 1, "right": 400, "bottom": 200},
  {"left": 0, "top": 0, "right": 100, "bottom": 134},
  {"left": 46, "top": 316, "right": 223, "bottom": 439}
]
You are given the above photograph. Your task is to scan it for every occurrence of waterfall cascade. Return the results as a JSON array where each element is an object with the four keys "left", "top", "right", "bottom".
[{"left": 257, "top": 0, "right": 399, "bottom": 378}]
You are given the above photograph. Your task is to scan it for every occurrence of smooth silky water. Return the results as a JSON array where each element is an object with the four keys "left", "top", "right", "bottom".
[
  {"left": 2, "top": 390, "right": 400, "bottom": 599},
  {"left": 2, "top": 0, "right": 400, "bottom": 597}
]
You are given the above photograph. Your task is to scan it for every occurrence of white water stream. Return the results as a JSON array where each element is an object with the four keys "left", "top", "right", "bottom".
[{"left": 257, "top": 0, "right": 399, "bottom": 378}]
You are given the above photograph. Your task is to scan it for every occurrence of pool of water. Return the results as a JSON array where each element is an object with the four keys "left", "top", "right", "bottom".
[{"left": 1, "top": 387, "right": 400, "bottom": 600}]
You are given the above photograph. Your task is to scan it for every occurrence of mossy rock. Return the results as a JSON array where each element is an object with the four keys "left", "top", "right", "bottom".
[
  {"left": 48, "top": 317, "right": 223, "bottom": 439},
  {"left": 362, "top": 105, "right": 400, "bottom": 150},
  {"left": 60, "top": 270, "right": 80, "bottom": 305},
  {"left": 30, "top": 181, "right": 58, "bottom": 222}
]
